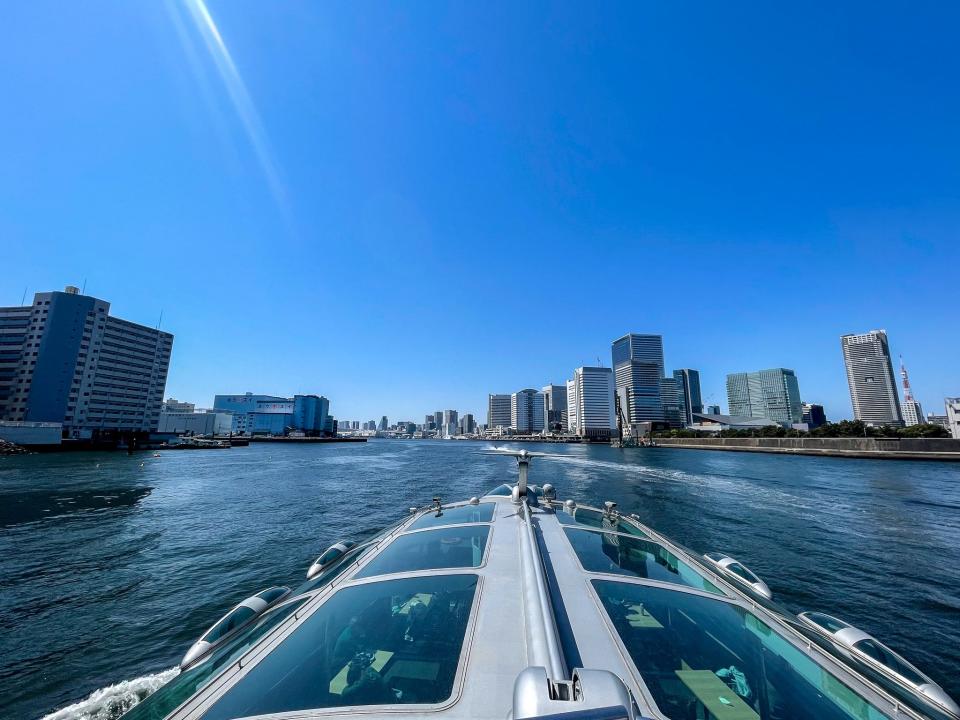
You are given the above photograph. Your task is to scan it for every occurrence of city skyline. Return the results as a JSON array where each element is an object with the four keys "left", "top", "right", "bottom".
[{"left": 3, "top": 3, "right": 959, "bottom": 423}]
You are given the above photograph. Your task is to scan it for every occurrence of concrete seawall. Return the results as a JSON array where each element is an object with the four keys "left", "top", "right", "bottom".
[{"left": 655, "top": 436, "right": 960, "bottom": 461}]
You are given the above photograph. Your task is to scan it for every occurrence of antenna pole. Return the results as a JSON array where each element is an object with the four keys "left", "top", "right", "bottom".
[{"left": 20, "top": 286, "right": 27, "bottom": 306}]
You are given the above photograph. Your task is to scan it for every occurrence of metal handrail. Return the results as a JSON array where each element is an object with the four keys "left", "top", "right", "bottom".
[{"left": 520, "top": 498, "right": 567, "bottom": 681}]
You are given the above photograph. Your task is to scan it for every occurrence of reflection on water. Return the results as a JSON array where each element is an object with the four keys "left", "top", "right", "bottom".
[
  {"left": 0, "top": 487, "right": 153, "bottom": 528},
  {"left": 1, "top": 441, "right": 957, "bottom": 720}
]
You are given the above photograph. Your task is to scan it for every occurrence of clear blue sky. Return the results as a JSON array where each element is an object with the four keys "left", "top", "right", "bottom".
[{"left": 2, "top": 1, "right": 958, "bottom": 423}]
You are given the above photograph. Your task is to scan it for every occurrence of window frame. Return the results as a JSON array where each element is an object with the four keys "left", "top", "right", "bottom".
[
  {"left": 354, "top": 522, "right": 496, "bottom": 580},
  {"left": 560, "top": 525, "right": 726, "bottom": 597},
  {"left": 188, "top": 572, "right": 486, "bottom": 719},
  {"left": 587, "top": 577, "right": 903, "bottom": 720}
]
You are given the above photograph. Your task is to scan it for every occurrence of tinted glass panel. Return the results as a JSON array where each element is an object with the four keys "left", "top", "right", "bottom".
[
  {"left": 854, "top": 639, "right": 926, "bottom": 685},
  {"left": 355, "top": 526, "right": 489, "bottom": 579},
  {"left": 203, "top": 606, "right": 257, "bottom": 643},
  {"left": 726, "top": 562, "right": 759, "bottom": 583},
  {"left": 123, "top": 599, "right": 308, "bottom": 720},
  {"left": 256, "top": 587, "right": 289, "bottom": 604},
  {"left": 318, "top": 543, "right": 354, "bottom": 566},
  {"left": 804, "top": 612, "right": 851, "bottom": 634},
  {"left": 293, "top": 544, "right": 375, "bottom": 595},
  {"left": 566, "top": 528, "right": 720, "bottom": 594},
  {"left": 202, "top": 575, "right": 478, "bottom": 718},
  {"left": 556, "top": 508, "right": 649, "bottom": 538},
  {"left": 593, "top": 581, "right": 889, "bottom": 720},
  {"left": 485, "top": 484, "right": 512, "bottom": 496},
  {"left": 409, "top": 503, "right": 494, "bottom": 530}
]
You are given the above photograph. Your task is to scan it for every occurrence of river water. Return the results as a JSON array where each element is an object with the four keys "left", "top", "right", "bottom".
[{"left": 1, "top": 439, "right": 958, "bottom": 720}]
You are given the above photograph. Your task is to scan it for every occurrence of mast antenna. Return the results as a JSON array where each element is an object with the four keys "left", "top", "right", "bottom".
[{"left": 899, "top": 355, "right": 915, "bottom": 403}]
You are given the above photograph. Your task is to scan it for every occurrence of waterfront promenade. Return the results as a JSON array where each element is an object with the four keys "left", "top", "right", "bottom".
[{"left": 656, "top": 436, "right": 960, "bottom": 460}]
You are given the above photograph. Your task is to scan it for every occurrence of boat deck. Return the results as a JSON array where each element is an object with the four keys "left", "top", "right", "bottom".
[{"left": 122, "top": 478, "right": 950, "bottom": 720}]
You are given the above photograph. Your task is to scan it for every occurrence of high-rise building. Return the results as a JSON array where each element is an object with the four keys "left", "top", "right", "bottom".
[
  {"left": 0, "top": 287, "right": 173, "bottom": 439},
  {"left": 726, "top": 369, "right": 802, "bottom": 425},
  {"left": 541, "top": 384, "right": 568, "bottom": 431},
  {"left": 705, "top": 404, "right": 721, "bottom": 415},
  {"left": 660, "top": 377, "right": 684, "bottom": 428},
  {"left": 899, "top": 357, "right": 924, "bottom": 427},
  {"left": 424, "top": 414, "right": 435, "bottom": 430},
  {"left": 672, "top": 369, "right": 703, "bottom": 426},
  {"left": 946, "top": 398, "right": 960, "bottom": 440},
  {"left": 566, "top": 379, "right": 578, "bottom": 433},
  {"left": 511, "top": 390, "right": 544, "bottom": 433},
  {"left": 378, "top": 415, "right": 388, "bottom": 431},
  {"left": 487, "top": 394, "right": 512, "bottom": 430},
  {"left": 569, "top": 367, "right": 615, "bottom": 439},
  {"left": 434, "top": 411, "right": 444, "bottom": 431},
  {"left": 458, "top": 413, "right": 476, "bottom": 435},
  {"left": 442, "top": 409, "right": 459, "bottom": 437},
  {"left": 801, "top": 403, "right": 827, "bottom": 429},
  {"left": 841, "top": 331, "right": 903, "bottom": 427},
  {"left": 612, "top": 334, "right": 665, "bottom": 423}
]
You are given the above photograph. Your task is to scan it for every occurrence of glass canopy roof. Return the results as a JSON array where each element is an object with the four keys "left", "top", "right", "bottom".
[
  {"left": 556, "top": 507, "right": 649, "bottom": 538},
  {"left": 201, "top": 574, "right": 479, "bottom": 718},
  {"left": 355, "top": 525, "right": 490, "bottom": 579},
  {"left": 593, "top": 580, "right": 889, "bottom": 720},
  {"left": 408, "top": 502, "right": 495, "bottom": 530},
  {"left": 565, "top": 528, "right": 721, "bottom": 595}
]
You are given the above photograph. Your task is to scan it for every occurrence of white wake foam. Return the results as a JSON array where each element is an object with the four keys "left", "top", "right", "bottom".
[{"left": 39, "top": 667, "right": 178, "bottom": 720}]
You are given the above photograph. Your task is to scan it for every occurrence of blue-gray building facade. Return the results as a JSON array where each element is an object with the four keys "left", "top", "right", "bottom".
[
  {"left": 0, "top": 287, "right": 173, "bottom": 438},
  {"left": 726, "top": 368, "right": 802, "bottom": 425},
  {"left": 213, "top": 392, "right": 333, "bottom": 435},
  {"left": 612, "top": 333, "right": 665, "bottom": 423},
  {"left": 672, "top": 369, "right": 703, "bottom": 426}
]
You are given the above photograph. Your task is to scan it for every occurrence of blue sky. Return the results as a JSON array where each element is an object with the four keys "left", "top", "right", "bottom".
[{"left": 2, "top": 1, "right": 958, "bottom": 423}]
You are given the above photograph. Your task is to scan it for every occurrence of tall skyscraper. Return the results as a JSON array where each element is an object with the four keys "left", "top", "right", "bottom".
[
  {"left": 841, "top": 331, "right": 903, "bottom": 427},
  {"left": 566, "top": 379, "right": 578, "bottom": 433},
  {"left": 899, "top": 357, "right": 924, "bottom": 427},
  {"left": 458, "top": 413, "right": 476, "bottom": 435},
  {"left": 569, "top": 367, "right": 615, "bottom": 439},
  {"left": 378, "top": 415, "right": 388, "bottom": 431},
  {"left": 511, "top": 390, "right": 544, "bottom": 433},
  {"left": 487, "top": 394, "right": 511, "bottom": 430},
  {"left": 672, "top": 369, "right": 703, "bottom": 426},
  {"left": 660, "top": 377, "right": 684, "bottom": 428},
  {"left": 612, "top": 334, "right": 665, "bottom": 423},
  {"left": 0, "top": 286, "right": 173, "bottom": 439},
  {"left": 541, "top": 384, "right": 568, "bottom": 431},
  {"left": 726, "top": 368, "right": 802, "bottom": 425}
]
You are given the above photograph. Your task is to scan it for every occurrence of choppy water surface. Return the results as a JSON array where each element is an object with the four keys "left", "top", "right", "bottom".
[{"left": 2, "top": 440, "right": 958, "bottom": 720}]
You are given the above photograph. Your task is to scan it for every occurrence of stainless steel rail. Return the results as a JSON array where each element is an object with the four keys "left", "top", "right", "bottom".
[{"left": 519, "top": 498, "right": 567, "bottom": 681}]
